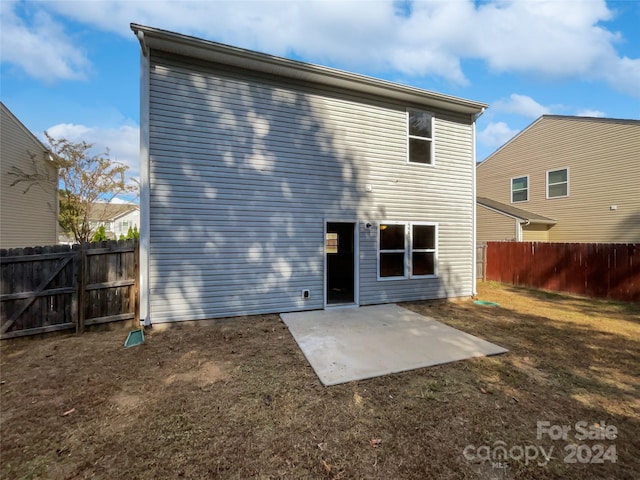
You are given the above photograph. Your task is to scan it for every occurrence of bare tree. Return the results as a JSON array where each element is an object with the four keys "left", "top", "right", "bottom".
[{"left": 10, "top": 132, "right": 138, "bottom": 243}]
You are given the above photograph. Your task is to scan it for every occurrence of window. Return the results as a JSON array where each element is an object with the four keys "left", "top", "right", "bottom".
[
  {"left": 412, "top": 224, "right": 436, "bottom": 276},
  {"left": 325, "top": 233, "right": 338, "bottom": 254},
  {"left": 379, "top": 223, "right": 406, "bottom": 278},
  {"left": 407, "top": 109, "right": 434, "bottom": 165},
  {"left": 547, "top": 168, "right": 568, "bottom": 198},
  {"left": 378, "top": 222, "right": 438, "bottom": 279},
  {"left": 511, "top": 176, "right": 529, "bottom": 203}
]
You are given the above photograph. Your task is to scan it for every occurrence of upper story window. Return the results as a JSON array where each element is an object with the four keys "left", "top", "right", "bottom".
[
  {"left": 547, "top": 168, "right": 569, "bottom": 198},
  {"left": 511, "top": 176, "right": 529, "bottom": 203},
  {"left": 407, "top": 109, "right": 434, "bottom": 165}
]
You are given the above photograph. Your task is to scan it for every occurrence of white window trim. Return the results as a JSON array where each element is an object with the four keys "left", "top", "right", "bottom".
[
  {"left": 377, "top": 221, "right": 438, "bottom": 280},
  {"left": 410, "top": 222, "right": 438, "bottom": 278},
  {"left": 406, "top": 108, "right": 435, "bottom": 166},
  {"left": 546, "top": 167, "right": 569, "bottom": 199},
  {"left": 511, "top": 175, "right": 529, "bottom": 203}
]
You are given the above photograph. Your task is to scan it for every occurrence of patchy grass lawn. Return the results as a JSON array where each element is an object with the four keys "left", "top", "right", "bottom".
[{"left": 1, "top": 282, "right": 639, "bottom": 479}]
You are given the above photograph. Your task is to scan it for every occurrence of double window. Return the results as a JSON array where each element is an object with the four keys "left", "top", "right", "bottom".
[
  {"left": 379, "top": 222, "right": 437, "bottom": 279},
  {"left": 547, "top": 168, "right": 569, "bottom": 198},
  {"left": 511, "top": 176, "right": 529, "bottom": 203},
  {"left": 407, "top": 109, "right": 434, "bottom": 165},
  {"left": 510, "top": 170, "right": 569, "bottom": 202}
]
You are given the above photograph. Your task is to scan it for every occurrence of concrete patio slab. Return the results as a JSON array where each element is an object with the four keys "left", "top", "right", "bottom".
[{"left": 280, "top": 304, "right": 508, "bottom": 386}]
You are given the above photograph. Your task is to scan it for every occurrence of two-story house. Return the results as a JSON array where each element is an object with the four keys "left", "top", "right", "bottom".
[
  {"left": 1, "top": 102, "right": 58, "bottom": 249},
  {"left": 132, "top": 24, "right": 487, "bottom": 325},
  {"left": 88, "top": 203, "right": 140, "bottom": 239},
  {"left": 477, "top": 115, "right": 640, "bottom": 243}
]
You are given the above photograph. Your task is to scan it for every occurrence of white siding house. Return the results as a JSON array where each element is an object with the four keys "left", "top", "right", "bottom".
[
  {"left": 88, "top": 203, "right": 140, "bottom": 239},
  {"left": 132, "top": 24, "right": 487, "bottom": 325}
]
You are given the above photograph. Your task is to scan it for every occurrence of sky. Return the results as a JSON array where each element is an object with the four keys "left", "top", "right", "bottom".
[{"left": 2, "top": 0, "right": 639, "bottom": 202}]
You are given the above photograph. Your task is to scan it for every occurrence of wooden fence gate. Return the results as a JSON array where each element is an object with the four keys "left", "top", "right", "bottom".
[{"left": 1, "top": 240, "right": 139, "bottom": 339}]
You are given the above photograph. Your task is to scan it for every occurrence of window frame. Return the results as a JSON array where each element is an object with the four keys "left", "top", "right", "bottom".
[
  {"left": 546, "top": 167, "right": 569, "bottom": 199},
  {"left": 406, "top": 108, "right": 435, "bottom": 166},
  {"left": 511, "top": 175, "right": 529, "bottom": 203},
  {"left": 377, "top": 221, "right": 438, "bottom": 280},
  {"left": 377, "top": 221, "right": 408, "bottom": 280},
  {"left": 410, "top": 222, "right": 438, "bottom": 278}
]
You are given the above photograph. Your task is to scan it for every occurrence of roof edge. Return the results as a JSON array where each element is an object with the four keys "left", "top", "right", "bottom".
[
  {"left": 478, "top": 114, "right": 640, "bottom": 166},
  {"left": 1, "top": 102, "right": 50, "bottom": 153},
  {"left": 539, "top": 114, "right": 640, "bottom": 125},
  {"left": 477, "top": 197, "right": 556, "bottom": 224},
  {"left": 130, "top": 23, "right": 487, "bottom": 116}
]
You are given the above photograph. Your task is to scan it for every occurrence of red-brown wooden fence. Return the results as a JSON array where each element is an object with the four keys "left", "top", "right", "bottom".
[{"left": 485, "top": 242, "right": 639, "bottom": 302}]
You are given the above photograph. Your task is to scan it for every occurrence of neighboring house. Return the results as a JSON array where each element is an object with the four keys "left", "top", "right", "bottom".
[
  {"left": 89, "top": 203, "right": 140, "bottom": 239},
  {"left": 132, "top": 24, "right": 487, "bottom": 325},
  {"left": 477, "top": 115, "right": 640, "bottom": 243},
  {"left": 1, "top": 102, "right": 58, "bottom": 248}
]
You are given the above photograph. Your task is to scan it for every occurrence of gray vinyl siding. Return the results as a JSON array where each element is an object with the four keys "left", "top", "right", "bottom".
[
  {"left": 148, "top": 52, "right": 475, "bottom": 322},
  {"left": 1, "top": 104, "right": 58, "bottom": 249}
]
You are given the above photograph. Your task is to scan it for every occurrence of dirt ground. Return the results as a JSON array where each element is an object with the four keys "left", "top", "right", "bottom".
[{"left": 1, "top": 282, "right": 639, "bottom": 479}]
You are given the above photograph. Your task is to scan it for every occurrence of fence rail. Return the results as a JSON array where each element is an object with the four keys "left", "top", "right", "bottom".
[
  {"left": 1, "top": 240, "right": 139, "bottom": 339},
  {"left": 485, "top": 241, "right": 639, "bottom": 302}
]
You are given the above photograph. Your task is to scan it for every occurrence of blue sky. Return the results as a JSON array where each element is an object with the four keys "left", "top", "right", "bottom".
[{"left": 2, "top": 0, "right": 639, "bottom": 198}]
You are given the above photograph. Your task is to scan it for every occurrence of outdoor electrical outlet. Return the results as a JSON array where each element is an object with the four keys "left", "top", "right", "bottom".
[{"left": 302, "top": 289, "right": 310, "bottom": 299}]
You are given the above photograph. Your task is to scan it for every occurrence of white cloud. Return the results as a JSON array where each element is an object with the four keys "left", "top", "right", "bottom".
[
  {"left": 478, "top": 122, "right": 519, "bottom": 149},
  {"left": 108, "top": 197, "right": 132, "bottom": 204},
  {"left": 45, "top": 123, "right": 140, "bottom": 178},
  {"left": 0, "top": 0, "right": 90, "bottom": 81},
  {"left": 31, "top": 0, "right": 638, "bottom": 96},
  {"left": 576, "top": 109, "right": 606, "bottom": 118},
  {"left": 493, "top": 94, "right": 552, "bottom": 119}
]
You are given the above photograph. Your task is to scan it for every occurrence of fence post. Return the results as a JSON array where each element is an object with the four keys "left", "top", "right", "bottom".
[
  {"left": 131, "top": 239, "right": 140, "bottom": 328},
  {"left": 482, "top": 243, "right": 487, "bottom": 281},
  {"left": 76, "top": 242, "right": 87, "bottom": 334}
]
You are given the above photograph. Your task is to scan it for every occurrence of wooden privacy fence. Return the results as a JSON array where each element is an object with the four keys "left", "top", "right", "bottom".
[
  {"left": 485, "top": 241, "right": 639, "bottom": 302},
  {"left": 1, "top": 240, "right": 139, "bottom": 339},
  {"left": 476, "top": 242, "right": 486, "bottom": 279}
]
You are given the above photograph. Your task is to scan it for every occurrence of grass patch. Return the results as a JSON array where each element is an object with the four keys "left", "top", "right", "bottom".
[{"left": 2, "top": 282, "right": 639, "bottom": 479}]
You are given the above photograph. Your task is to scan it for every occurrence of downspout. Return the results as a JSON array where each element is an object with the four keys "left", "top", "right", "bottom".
[
  {"left": 136, "top": 29, "right": 151, "bottom": 326},
  {"left": 136, "top": 30, "right": 149, "bottom": 57},
  {"left": 471, "top": 108, "right": 485, "bottom": 296},
  {"left": 517, "top": 220, "right": 530, "bottom": 242}
]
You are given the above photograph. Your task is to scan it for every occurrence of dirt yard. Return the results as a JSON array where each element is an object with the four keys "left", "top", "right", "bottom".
[{"left": 1, "top": 282, "right": 639, "bottom": 479}]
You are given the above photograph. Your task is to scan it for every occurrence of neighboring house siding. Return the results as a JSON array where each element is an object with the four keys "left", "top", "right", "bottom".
[
  {"left": 522, "top": 224, "right": 550, "bottom": 242},
  {"left": 1, "top": 103, "right": 58, "bottom": 248},
  {"left": 477, "top": 116, "right": 640, "bottom": 243},
  {"left": 476, "top": 205, "right": 517, "bottom": 243},
  {"left": 148, "top": 53, "right": 475, "bottom": 322},
  {"left": 114, "top": 210, "right": 140, "bottom": 238},
  {"left": 88, "top": 204, "right": 140, "bottom": 240}
]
